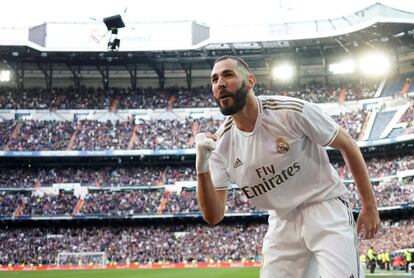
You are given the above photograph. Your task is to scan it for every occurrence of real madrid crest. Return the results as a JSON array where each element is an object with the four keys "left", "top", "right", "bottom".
[{"left": 276, "top": 137, "right": 289, "bottom": 154}]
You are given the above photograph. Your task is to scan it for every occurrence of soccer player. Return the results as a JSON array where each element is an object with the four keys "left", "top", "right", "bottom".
[{"left": 195, "top": 55, "right": 380, "bottom": 277}]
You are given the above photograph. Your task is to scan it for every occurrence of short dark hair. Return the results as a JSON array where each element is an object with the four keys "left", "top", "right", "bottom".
[{"left": 213, "top": 55, "right": 252, "bottom": 73}]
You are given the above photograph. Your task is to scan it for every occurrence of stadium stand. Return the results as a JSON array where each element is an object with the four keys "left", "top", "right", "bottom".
[
  {"left": 0, "top": 83, "right": 378, "bottom": 110},
  {"left": 381, "top": 72, "right": 414, "bottom": 98},
  {"left": 0, "top": 220, "right": 413, "bottom": 266},
  {"left": 1, "top": 100, "right": 411, "bottom": 152},
  {"left": 1, "top": 3, "right": 414, "bottom": 274}
]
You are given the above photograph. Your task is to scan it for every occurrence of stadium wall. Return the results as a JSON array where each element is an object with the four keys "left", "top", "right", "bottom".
[{"left": 0, "top": 262, "right": 262, "bottom": 272}]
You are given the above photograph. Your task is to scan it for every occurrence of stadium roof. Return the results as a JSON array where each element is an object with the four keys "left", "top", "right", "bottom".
[{"left": 0, "top": 2, "right": 413, "bottom": 89}]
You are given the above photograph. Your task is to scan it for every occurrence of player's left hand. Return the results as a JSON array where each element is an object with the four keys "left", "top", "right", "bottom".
[{"left": 356, "top": 205, "right": 380, "bottom": 239}]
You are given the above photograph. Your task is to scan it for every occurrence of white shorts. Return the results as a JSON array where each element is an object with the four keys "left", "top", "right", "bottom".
[{"left": 260, "top": 197, "right": 364, "bottom": 278}]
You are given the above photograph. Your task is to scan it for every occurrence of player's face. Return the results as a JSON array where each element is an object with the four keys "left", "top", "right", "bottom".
[{"left": 211, "top": 59, "right": 248, "bottom": 115}]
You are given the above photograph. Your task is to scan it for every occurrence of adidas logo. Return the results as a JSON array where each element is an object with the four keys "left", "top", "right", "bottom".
[{"left": 233, "top": 158, "right": 243, "bottom": 168}]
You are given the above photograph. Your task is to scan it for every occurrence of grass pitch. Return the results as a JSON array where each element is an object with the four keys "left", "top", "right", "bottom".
[{"left": 0, "top": 268, "right": 409, "bottom": 278}]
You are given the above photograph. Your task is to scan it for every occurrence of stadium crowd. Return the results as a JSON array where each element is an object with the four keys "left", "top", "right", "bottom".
[
  {"left": 331, "top": 110, "right": 367, "bottom": 140},
  {"left": 0, "top": 99, "right": 413, "bottom": 152},
  {"left": 256, "top": 81, "right": 377, "bottom": 103},
  {"left": 334, "top": 154, "right": 414, "bottom": 180},
  {"left": 0, "top": 82, "right": 377, "bottom": 110},
  {"left": 1, "top": 83, "right": 414, "bottom": 270},
  {"left": 0, "top": 118, "right": 225, "bottom": 151},
  {"left": 7, "top": 120, "right": 74, "bottom": 151},
  {"left": 0, "top": 165, "right": 195, "bottom": 188},
  {"left": 359, "top": 219, "right": 414, "bottom": 256},
  {"left": 0, "top": 176, "right": 413, "bottom": 217},
  {"left": 81, "top": 190, "right": 161, "bottom": 215},
  {"left": 0, "top": 103, "right": 412, "bottom": 151},
  {"left": 346, "top": 180, "right": 414, "bottom": 208},
  {"left": 0, "top": 220, "right": 412, "bottom": 266},
  {"left": 0, "top": 154, "right": 412, "bottom": 189},
  {"left": 0, "top": 112, "right": 368, "bottom": 151},
  {"left": 400, "top": 105, "right": 414, "bottom": 124}
]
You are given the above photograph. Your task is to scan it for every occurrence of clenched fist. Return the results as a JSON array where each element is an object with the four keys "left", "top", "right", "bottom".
[{"left": 195, "top": 133, "right": 216, "bottom": 174}]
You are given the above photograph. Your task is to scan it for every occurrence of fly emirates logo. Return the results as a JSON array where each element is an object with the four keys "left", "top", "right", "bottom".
[{"left": 241, "top": 162, "right": 301, "bottom": 199}]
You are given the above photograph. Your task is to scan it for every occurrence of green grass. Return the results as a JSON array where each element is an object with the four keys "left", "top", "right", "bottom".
[{"left": 0, "top": 268, "right": 409, "bottom": 278}]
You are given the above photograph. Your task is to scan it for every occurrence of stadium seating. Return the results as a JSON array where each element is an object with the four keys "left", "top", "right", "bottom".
[{"left": 0, "top": 220, "right": 412, "bottom": 266}]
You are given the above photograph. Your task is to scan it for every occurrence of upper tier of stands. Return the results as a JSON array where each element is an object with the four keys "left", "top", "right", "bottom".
[{"left": 0, "top": 81, "right": 377, "bottom": 110}]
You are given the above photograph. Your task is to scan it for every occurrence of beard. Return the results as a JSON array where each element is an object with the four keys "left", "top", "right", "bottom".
[{"left": 214, "top": 82, "right": 248, "bottom": 116}]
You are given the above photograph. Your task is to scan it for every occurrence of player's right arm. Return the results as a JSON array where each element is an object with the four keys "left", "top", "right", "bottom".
[
  {"left": 195, "top": 133, "right": 227, "bottom": 225},
  {"left": 197, "top": 173, "right": 227, "bottom": 225}
]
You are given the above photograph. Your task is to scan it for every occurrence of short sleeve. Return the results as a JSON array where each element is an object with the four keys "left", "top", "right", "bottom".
[
  {"left": 300, "top": 102, "right": 339, "bottom": 146},
  {"left": 209, "top": 150, "right": 231, "bottom": 190}
]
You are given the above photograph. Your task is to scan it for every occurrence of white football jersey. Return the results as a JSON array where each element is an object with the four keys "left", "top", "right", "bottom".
[{"left": 210, "top": 95, "right": 349, "bottom": 217}]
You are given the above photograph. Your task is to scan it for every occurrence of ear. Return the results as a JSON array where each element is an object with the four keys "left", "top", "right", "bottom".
[{"left": 246, "top": 73, "right": 256, "bottom": 90}]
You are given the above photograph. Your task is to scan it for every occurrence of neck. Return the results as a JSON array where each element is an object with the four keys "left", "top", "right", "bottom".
[{"left": 231, "top": 92, "right": 258, "bottom": 132}]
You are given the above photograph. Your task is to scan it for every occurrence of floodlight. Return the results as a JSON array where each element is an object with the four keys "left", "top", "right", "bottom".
[
  {"left": 329, "top": 60, "right": 355, "bottom": 75},
  {"left": 103, "top": 15, "right": 125, "bottom": 31},
  {"left": 0, "top": 70, "right": 10, "bottom": 82},
  {"left": 359, "top": 53, "right": 390, "bottom": 77},
  {"left": 103, "top": 14, "right": 125, "bottom": 52},
  {"left": 272, "top": 64, "right": 294, "bottom": 81}
]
